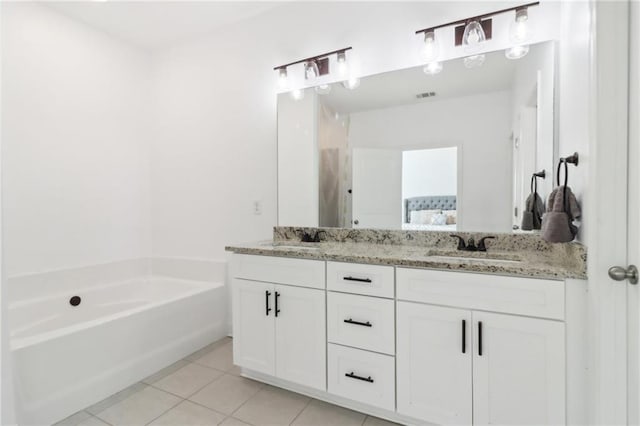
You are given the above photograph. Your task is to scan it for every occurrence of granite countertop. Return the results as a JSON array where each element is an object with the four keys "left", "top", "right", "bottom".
[{"left": 225, "top": 231, "right": 587, "bottom": 281}]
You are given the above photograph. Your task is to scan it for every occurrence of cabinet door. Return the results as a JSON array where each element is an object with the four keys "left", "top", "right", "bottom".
[
  {"left": 397, "top": 302, "right": 473, "bottom": 425},
  {"left": 473, "top": 311, "right": 565, "bottom": 425},
  {"left": 274, "top": 284, "right": 326, "bottom": 390},
  {"left": 232, "top": 279, "right": 275, "bottom": 375}
]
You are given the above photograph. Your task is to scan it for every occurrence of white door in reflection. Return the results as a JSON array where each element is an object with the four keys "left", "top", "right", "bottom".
[{"left": 352, "top": 148, "right": 402, "bottom": 229}]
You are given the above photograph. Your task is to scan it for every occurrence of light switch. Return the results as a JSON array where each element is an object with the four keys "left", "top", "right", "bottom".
[{"left": 253, "top": 200, "right": 262, "bottom": 215}]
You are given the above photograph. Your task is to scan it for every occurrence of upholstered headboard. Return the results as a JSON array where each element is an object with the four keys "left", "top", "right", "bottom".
[{"left": 404, "top": 195, "right": 457, "bottom": 223}]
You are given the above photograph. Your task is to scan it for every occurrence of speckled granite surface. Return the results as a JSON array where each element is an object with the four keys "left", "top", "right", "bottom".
[{"left": 225, "top": 227, "right": 587, "bottom": 281}]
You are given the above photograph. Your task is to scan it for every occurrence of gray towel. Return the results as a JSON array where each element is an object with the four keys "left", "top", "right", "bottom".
[
  {"left": 541, "top": 186, "right": 581, "bottom": 242},
  {"left": 521, "top": 192, "right": 544, "bottom": 230}
]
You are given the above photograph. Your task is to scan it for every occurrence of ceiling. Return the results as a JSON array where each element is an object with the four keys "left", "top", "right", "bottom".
[
  {"left": 318, "top": 47, "right": 523, "bottom": 115},
  {"left": 45, "top": 1, "right": 282, "bottom": 50}
]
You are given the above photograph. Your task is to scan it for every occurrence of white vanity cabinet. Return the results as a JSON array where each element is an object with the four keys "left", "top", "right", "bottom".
[
  {"left": 396, "top": 302, "right": 473, "bottom": 424},
  {"left": 396, "top": 268, "right": 566, "bottom": 426},
  {"left": 230, "top": 253, "right": 580, "bottom": 426},
  {"left": 232, "top": 255, "right": 326, "bottom": 391}
]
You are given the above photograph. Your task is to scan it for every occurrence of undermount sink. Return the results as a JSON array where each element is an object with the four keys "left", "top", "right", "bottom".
[{"left": 427, "top": 249, "right": 523, "bottom": 264}]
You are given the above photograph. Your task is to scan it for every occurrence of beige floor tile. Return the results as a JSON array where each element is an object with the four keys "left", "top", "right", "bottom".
[
  {"left": 363, "top": 415, "right": 402, "bottom": 426},
  {"left": 153, "top": 362, "right": 224, "bottom": 398},
  {"left": 188, "top": 374, "right": 263, "bottom": 415},
  {"left": 94, "top": 385, "right": 181, "bottom": 426},
  {"left": 54, "top": 410, "right": 93, "bottom": 426},
  {"left": 226, "top": 363, "right": 243, "bottom": 377},
  {"left": 233, "top": 385, "right": 310, "bottom": 426},
  {"left": 186, "top": 337, "right": 232, "bottom": 362},
  {"left": 192, "top": 341, "right": 236, "bottom": 372},
  {"left": 86, "top": 382, "right": 147, "bottom": 415},
  {"left": 149, "top": 400, "right": 226, "bottom": 425},
  {"left": 143, "top": 359, "right": 190, "bottom": 384},
  {"left": 77, "top": 416, "right": 110, "bottom": 426},
  {"left": 219, "top": 417, "right": 252, "bottom": 426},
  {"left": 291, "top": 400, "right": 366, "bottom": 426}
]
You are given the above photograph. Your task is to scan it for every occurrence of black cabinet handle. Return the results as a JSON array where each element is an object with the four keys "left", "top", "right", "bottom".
[
  {"left": 462, "top": 319, "right": 466, "bottom": 354},
  {"left": 478, "top": 321, "right": 483, "bottom": 356},
  {"left": 275, "top": 291, "right": 281, "bottom": 317},
  {"left": 265, "top": 290, "right": 272, "bottom": 316},
  {"left": 345, "top": 372, "right": 374, "bottom": 383},
  {"left": 343, "top": 276, "right": 372, "bottom": 283},
  {"left": 344, "top": 318, "right": 372, "bottom": 327}
]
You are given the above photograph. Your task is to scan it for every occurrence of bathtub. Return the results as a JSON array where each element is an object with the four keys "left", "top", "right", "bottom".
[{"left": 10, "top": 275, "right": 227, "bottom": 425}]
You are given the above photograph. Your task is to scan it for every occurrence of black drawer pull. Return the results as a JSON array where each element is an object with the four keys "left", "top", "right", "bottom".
[
  {"left": 343, "top": 276, "right": 372, "bottom": 283},
  {"left": 478, "top": 321, "right": 483, "bottom": 356},
  {"left": 275, "top": 291, "right": 281, "bottom": 317},
  {"left": 462, "top": 319, "right": 466, "bottom": 354},
  {"left": 265, "top": 290, "right": 272, "bottom": 316},
  {"left": 345, "top": 372, "right": 374, "bottom": 383},
  {"left": 344, "top": 318, "right": 372, "bottom": 327}
]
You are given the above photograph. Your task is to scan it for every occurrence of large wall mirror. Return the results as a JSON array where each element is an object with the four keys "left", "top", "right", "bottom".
[{"left": 278, "top": 41, "right": 557, "bottom": 233}]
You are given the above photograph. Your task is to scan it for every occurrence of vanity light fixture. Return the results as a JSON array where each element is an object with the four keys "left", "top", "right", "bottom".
[
  {"left": 273, "top": 47, "right": 354, "bottom": 97},
  {"left": 342, "top": 76, "right": 361, "bottom": 90},
  {"left": 337, "top": 51, "right": 349, "bottom": 76},
  {"left": 422, "top": 30, "right": 443, "bottom": 75},
  {"left": 315, "top": 84, "right": 332, "bottom": 95},
  {"left": 462, "top": 20, "right": 486, "bottom": 52},
  {"left": 291, "top": 88, "right": 305, "bottom": 101},
  {"left": 304, "top": 60, "right": 320, "bottom": 80},
  {"left": 506, "top": 6, "right": 532, "bottom": 59},
  {"left": 415, "top": 2, "right": 539, "bottom": 70},
  {"left": 277, "top": 67, "right": 288, "bottom": 89}
]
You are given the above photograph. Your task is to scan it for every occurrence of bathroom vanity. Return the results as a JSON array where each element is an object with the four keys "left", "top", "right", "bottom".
[{"left": 226, "top": 228, "right": 587, "bottom": 425}]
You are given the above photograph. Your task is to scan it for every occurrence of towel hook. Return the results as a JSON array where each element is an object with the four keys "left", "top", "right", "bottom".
[
  {"left": 531, "top": 170, "right": 545, "bottom": 194},
  {"left": 557, "top": 153, "right": 578, "bottom": 186},
  {"left": 560, "top": 152, "right": 579, "bottom": 166}
]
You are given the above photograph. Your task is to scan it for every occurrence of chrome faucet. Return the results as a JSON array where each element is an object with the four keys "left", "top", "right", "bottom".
[{"left": 450, "top": 235, "right": 496, "bottom": 252}]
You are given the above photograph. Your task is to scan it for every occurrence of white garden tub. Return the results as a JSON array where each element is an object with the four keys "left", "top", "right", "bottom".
[{"left": 10, "top": 276, "right": 227, "bottom": 425}]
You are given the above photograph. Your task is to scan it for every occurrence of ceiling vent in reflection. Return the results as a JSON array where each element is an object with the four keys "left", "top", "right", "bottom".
[{"left": 416, "top": 91, "right": 437, "bottom": 99}]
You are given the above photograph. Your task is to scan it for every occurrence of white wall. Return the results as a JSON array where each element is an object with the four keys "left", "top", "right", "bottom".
[
  {"left": 277, "top": 91, "right": 318, "bottom": 227},
  {"left": 402, "top": 147, "right": 457, "bottom": 200},
  {"left": 1, "top": 3, "right": 152, "bottom": 277},
  {"left": 559, "top": 1, "right": 591, "bottom": 243},
  {"left": 147, "top": 1, "right": 562, "bottom": 260},
  {"left": 349, "top": 91, "right": 512, "bottom": 232}
]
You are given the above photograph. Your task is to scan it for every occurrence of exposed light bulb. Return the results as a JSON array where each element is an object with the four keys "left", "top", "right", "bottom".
[
  {"left": 337, "top": 51, "right": 349, "bottom": 76},
  {"left": 315, "top": 84, "right": 331, "bottom": 95},
  {"left": 342, "top": 76, "right": 360, "bottom": 90},
  {"left": 423, "top": 61, "right": 443, "bottom": 75},
  {"left": 505, "top": 44, "right": 530, "bottom": 60},
  {"left": 509, "top": 8, "right": 532, "bottom": 44},
  {"left": 462, "top": 20, "right": 486, "bottom": 53},
  {"left": 278, "top": 67, "right": 288, "bottom": 90},
  {"left": 291, "top": 88, "right": 305, "bottom": 101},
  {"left": 506, "top": 8, "right": 532, "bottom": 60},
  {"left": 304, "top": 61, "right": 319, "bottom": 80},
  {"left": 423, "top": 30, "right": 439, "bottom": 63},
  {"left": 463, "top": 54, "right": 485, "bottom": 69}
]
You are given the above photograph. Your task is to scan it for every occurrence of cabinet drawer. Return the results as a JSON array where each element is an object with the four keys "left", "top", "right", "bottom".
[
  {"left": 327, "top": 262, "right": 394, "bottom": 298},
  {"left": 327, "top": 292, "right": 395, "bottom": 355},
  {"left": 233, "top": 254, "right": 325, "bottom": 289},
  {"left": 328, "top": 344, "right": 395, "bottom": 411},
  {"left": 397, "top": 268, "right": 564, "bottom": 320}
]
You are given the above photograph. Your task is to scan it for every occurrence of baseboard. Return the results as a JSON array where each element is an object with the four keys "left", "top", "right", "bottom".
[{"left": 240, "top": 369, "right": 433, "bottom": 426}]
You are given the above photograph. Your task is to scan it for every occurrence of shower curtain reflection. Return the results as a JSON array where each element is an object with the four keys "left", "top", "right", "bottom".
[{"left": 318, "top": 104, "right": 351, "bottom": 227}]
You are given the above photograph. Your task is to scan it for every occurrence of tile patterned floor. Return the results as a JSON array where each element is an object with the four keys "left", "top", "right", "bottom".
[{"left": 55, "top": 337, "right": 400, "bottom": 426}]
